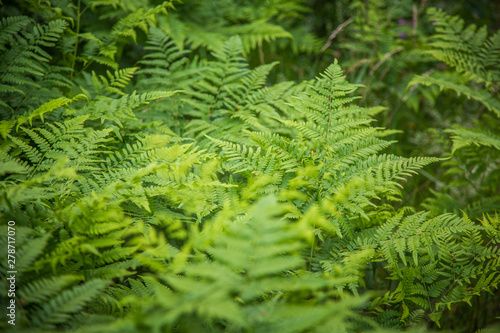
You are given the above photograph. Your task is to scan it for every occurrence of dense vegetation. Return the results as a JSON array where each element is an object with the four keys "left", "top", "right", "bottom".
[{"left": 1, "top": 0, "right": 499, "bottom": 332}]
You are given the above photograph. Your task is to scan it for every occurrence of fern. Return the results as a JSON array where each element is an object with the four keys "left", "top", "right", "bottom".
[
  {"left": 110, "top": 1, "right": 174, "bottom": 43},
  {"left": 136, "top": 27, "right": 193, "bottom": 91},
  {"left": 408, "top": 8, "right": 500, "bottom": 152},
  {"left": 187, "top": 37, "right": 304, "bottom": 145},
  {"left": 134, "top": 29, "right": 306, "bottom": 140},
  {"left": 445, "top": 126, "right": 500, "bottom": 153},
  {"left": 223, "top": 19, "right": 293, "bottom": 53},
  {"left": 157, "top": 0, "right": 297, "bottom": 53},
  {"left": 409, "top": 74, "right": 500, "bottom": 118},
  {"left": 407, "top": 8, "right": 500, "bottom": 220},
  {"left": 418, "top": 8, "right": 499, "bottom": 92},
  {"left": 319, "top": 209, "right": 500, "bottom": 327},
  {"left": 1, "top": 3, "right": 499, "bottom": 331},
  {"left": 133, "top": 27, "right": 206, "bottom": 133},
  {"left": 87, "top": 67, "right": 139, "bottom": 97},
  {"left": 0, "top": 227, "right": 109, "bottom": 331},
  {"left": 0, "top": 18, "right": 69, "bottom": 116},
  {"left": 194, "top": 59, "right": 500, "bottom": 327},
  {"left": 86, "top": 196, "right": 374, "bottom": 332},
  {"left": 209, "top": 61, "right": 439, "bottom": 228}
]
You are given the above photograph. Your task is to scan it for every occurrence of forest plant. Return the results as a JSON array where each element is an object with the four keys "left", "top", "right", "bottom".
[
  {"left": 0, "top": 17, "right": 223, "bottom": 330},
  {"left": 0, "top": 17, "right": 70, "bottom": 116},
  {"left": 135, "top": 28, "right": 500, "bottom": 327},
  {"left": 409, "top": 8, "right": 500, "bottom": 218},
  {"left": 1, "top": 2, "right": 500, "bottom": 332},
  {"left": 80, "top": 196, "right": 376, "bottom": 332},
  {"left": 192, "top": 45, "right": 500, "bottom": 327}
]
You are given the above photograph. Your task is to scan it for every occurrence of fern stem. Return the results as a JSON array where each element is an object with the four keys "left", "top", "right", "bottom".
[
  {"left": 70, "top": 0, "right": 82, "bottom": 81},
  {"left": 74, "top": 60, "right": 94, "bottom": 80},
  {"left": 419, "top": 264, "right": 433, "bottom": 313},
  {"left": 80, "top": 250, "right": 88, "bottom": 281},
  {"left": 257, "top": 40, "right": 265, "bottom": 65},
  {"left": 309, "top": 220, "right": 316, "bottom": 271},
  {"left": 208, "top": 60, "right": 229, "bottom": 120}
]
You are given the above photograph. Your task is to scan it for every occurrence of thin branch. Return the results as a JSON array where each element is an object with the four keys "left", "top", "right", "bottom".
[{"left": 320, "top": 18, "right": 353, "bottom": 53}]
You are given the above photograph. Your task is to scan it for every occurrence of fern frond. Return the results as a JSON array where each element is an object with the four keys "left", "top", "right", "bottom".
[
  {"left": 445, "top": 126, "right": 500, "bottom": 152},
  {"left": 111, "top": 2, "right": 174, "bottom": 43},
  {"left": 100, "top": 196, "right": 372, "bottom": 332},
  {"left": 19, "top": 275, "right": 83, "bottom": 305},
  {"left": 0, "top": 16, "right": 32, "bottom": 48},
  {"left": 0, "top": 19, "right": 68, "bottom": 116},
  {"left": 409, "top": 8, "right": 500, "bottom": 123},
  {"left": 136, "top": 27, "right": 192, "bottom": 90},
  {"left": 31, "top": 279, "right": 109, "bottom": 327},
  {"left": 223, "top": 19, "right": 293, "bottom": 53},
  {"left": 408, "top": 74, "right": 500, "bottom": 117},
  {"left": 91, "top": 67, "right": 139, "bottom": 96},
  {"left": 81, "top": 90, "right": 179, "bottom": 126},
  {"left": 210, "top": 61, "right": 439, "bottom": 228},
  {"left": 425, "top": 8, "right": 496, "bottom": 87}
]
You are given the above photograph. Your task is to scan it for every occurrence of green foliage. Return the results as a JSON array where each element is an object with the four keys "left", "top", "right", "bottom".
[
  {"left": 408, "top": 9, "right": 500, "bottom": 219},
  {"left": 87, "top": 197, "right": 374, "bottom": 332},
  {"left": 206, "top": 60, "right": 441, "bottom": 238},
  {"left": 156, "top": 0, "right": 319, "bottom": 58},
  {"left": 0, "top": 226, "right": 109, "bottom": 329},
  {"left": 134, "top": 28, "right": 304, "bottom": 140},
  {"left": 409, "top": 7, "right": 500, "bottom": 152},
  {"left": 1, "top": 1, "right": 500, "bottom": 332},
  {"left": 0, "top": 17, "right": 70, "bottom": 115}
]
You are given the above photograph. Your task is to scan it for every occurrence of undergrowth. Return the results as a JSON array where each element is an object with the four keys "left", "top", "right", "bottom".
[{"left": 0, "top": 1, "right": 499, "bottom": 332}]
